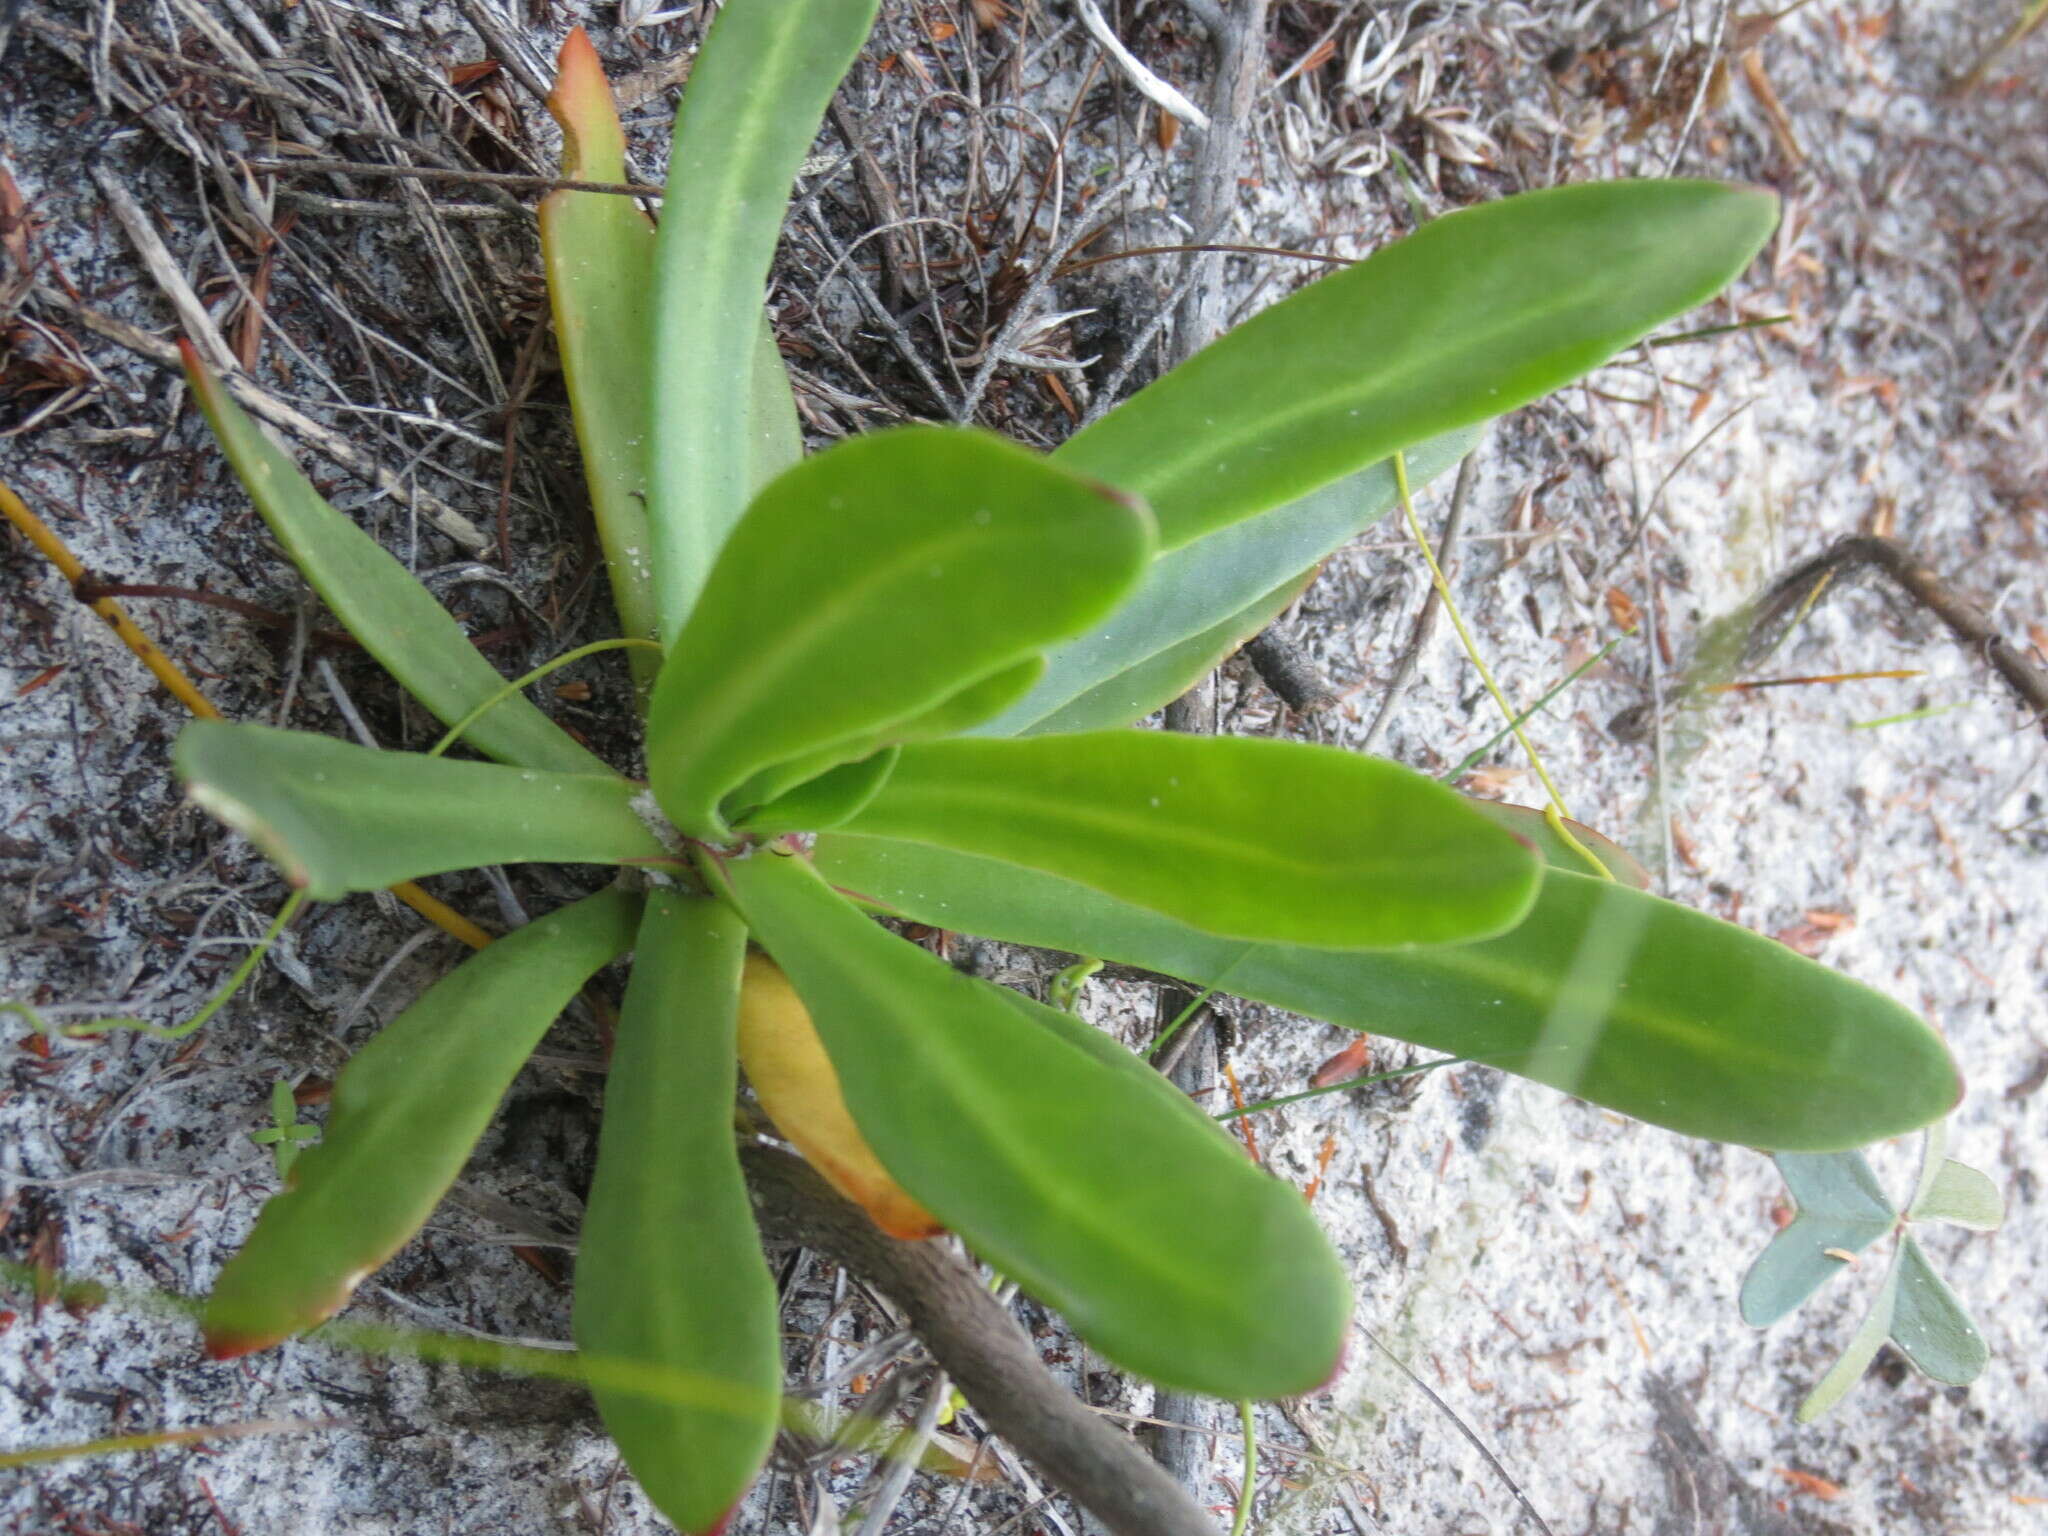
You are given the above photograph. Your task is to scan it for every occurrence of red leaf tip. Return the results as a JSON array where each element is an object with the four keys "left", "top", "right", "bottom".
[{"left": 201, "top": 1327, "right": 278, "bottom": 1362}]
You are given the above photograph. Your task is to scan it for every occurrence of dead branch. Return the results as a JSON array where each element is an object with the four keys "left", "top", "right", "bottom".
[
  {"left": 1749, "top": 534, "right": 2048, "bottom": 736},
  {"left": 742, "top": 1145, "right": 1220, "bottom": 1536}
]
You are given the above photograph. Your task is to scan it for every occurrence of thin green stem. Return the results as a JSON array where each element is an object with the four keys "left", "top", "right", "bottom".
[
  {"left": 0, "top": 1420, "right": 333, "bottom": 1470},
  {"left": 1214, "top": 1056, "right": 1462, "bottom": 1122},
  {"left": 8, "top": 892, "right": 308, "bottom": 1043},
  {"left": 1395, "top": 453, "right": 1574, "bottom": 819},
  {"left": 1145, "top": 947, "right": 1253, "bottom": 1059},
  {"left": 1541, "top": 803, "right": 1614, "bottom": 882},
  {"left": 1439, "top": 630, "right": 1637, "bottom": 783},
  {"left": 1231, "top": 1400, "right": 1257, "bottom": 1536},
  {"left": 425, "top": 638, "right": 662, "bottom": 759}
]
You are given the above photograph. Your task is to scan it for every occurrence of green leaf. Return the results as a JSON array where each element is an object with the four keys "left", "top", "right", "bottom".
[
  {"left": 203, "top": 886, "right": 640, "bottom": 1356},
  {"left": 1886, "top": 1234, "right": 1988, "bottom": 1386},
  {"left": 987, "top": 983, "right": 1245, "bottom": 1145},
  {"left": 644, "top": 428, "right": 1155, "bottom": 840},
  {"left": 1779, "top": 1150, "right": 1897, "bottom": 1224},
  {"left": 736, "top": 748, "right": 900, "bottom": 835},
  {"left": 709, "top": 851, "right": 1351, "bottom": 1399},
  {"left": 646, "top": 0, "right": 880, "bottom": 634},
  {"left": 179, "top": 351, "right": 608, "bottom": 777},
  {"left": 983, "top": 432, "right": 1475, "bottom": 736},
  {"left": 1908, "top": 1159, "right": 2004, "bottom": 1231},
  {"left": 840, "top": 733, "right": 1540, "bottom": 948},
  {"left": 575, "top": 891, "right": 781, "bottom": 1536},
  {"left": 1740, "top": 1153, "right": 1896, "bottom": 1327},
  {"left": 1051, "top": 181, "right": 1778, "bottom": 553},
  {"left": 812, "top": 836, "right": 1961, "bottom": 1150},
  {"left": 175, "top": 721, "right": 668, "bottom": 901},
  {"left": 1795, "top": 1251, "right": 1901, "bottom": 1423},
  {"left": 724, "top": 659, "right": 1041, "bottom": 821},
  {"left": 539, "top": 30, "right": 661, "bottom": 685},
  {"left": 1467, "top": 801, "right": 1651, "bottom": 888},
  {"left": 1026, "top": 568, "right": 1314, "bottom": 737},
  {"left": 1905, "top": 1115, "right": 1949, "bottom": 1213},
  {"left": 744, "top": 312, "right": 806, "bottom": 509}
]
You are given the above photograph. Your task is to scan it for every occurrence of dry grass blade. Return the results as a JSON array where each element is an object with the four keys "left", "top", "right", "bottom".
[{"left": 31, "top": 283, "right": 489, "bottom": 550}]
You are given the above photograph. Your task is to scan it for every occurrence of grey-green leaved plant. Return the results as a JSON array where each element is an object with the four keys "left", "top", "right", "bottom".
[
  {"left": 1742, "top": 1118, "right": 2003, "bottom": 1422},
  {"left": 168, "top": 3, "right": 1964, "bottom": 1530}
]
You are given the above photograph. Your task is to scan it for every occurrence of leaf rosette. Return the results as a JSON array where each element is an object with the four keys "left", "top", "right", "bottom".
[{"left": 166, "top": 9, "right": 1963, "bottom": 1532}]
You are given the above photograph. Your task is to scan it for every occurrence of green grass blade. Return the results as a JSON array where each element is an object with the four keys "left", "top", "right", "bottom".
[
  {"left": 840, "top": 733, "right": 1540, "bottom": 949},
  {"left": 643, "top": 428, "right": 1154, "bottom": 840},
  {"left": 203, "top": 886, "right": 640, "bottom": 1355},
  {"left": 1052, "top": 181, "right": 1776, "bottom": 553},
  {"left": 813, "top": 836, "right": 1961, "bottom": 1151},
  {"left": 175, "top": 721, "right": 668, "bottom": 901},
  {"left": 179, "top": 347, "right": 607, "bottom": 776},
  {"left": 646, "top": 0, "right": 880, "bottom": 634},
  {"left": 709, "top": 851, "right": 1351, "bottom": 1400},
  {"left": 982, "top": 430, "right": 1475, "bottom": 736},
  {"left": 575, "top": 892, "right": 781, "bottom": 1535}
]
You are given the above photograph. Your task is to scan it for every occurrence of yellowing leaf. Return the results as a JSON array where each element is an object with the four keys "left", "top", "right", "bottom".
[{"left": 737, "top": 954, "right": 944, "bottom": 1242}]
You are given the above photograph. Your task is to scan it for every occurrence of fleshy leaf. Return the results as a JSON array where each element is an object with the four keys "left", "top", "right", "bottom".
[
  {"left": 709, "top": 850, "right": 1351, "bottom": 1399},
  {"left": 543, "top": 30, "right": 803, "bottom": 688},
  {"left": 203, "top": 886, "right": 639, "bottom": 1355},
  {"left": 175, "top": 721, "right": 668, "bottom": 901},
  {"left": 839, "top": 733, "right": 1540, "bottom": 949},
  {"left": 1908, "top": 1159, "right": 2004, "bottom": 1231},
  {"left": 575, "top": 892, "right": 783, "bottom": 1535},
  {"left": 540, "top": 28, "right": 661, "bottom": 682},
  {"left": 1024, "top": 568, "right": 1314, "bottom": 737},
  {"left": 735, "top": 749, "right": 900, "bottom": 836},
  {"left": 179, "top": 346, "right": 607, "bottom": 776},
  {"left": 724, "top": 659, "right": 1038, "bottom": 822},
  {"left": 1886, "top": 1234, "right": 1989, "bottom": 1386},
  {"left": 1795, "top": 1252, "right": 1902, "bottom": 1423},
  {"left": 735, "top": 952, "right": 943, "bottom": 1240},
  {"left": 644, "top": 428, "right": 1155, "bottom": 840},
  {"left": 1740, "top": 1152, "right": 1896, "bottom": 1327},
  {"left": 813, "top": 836, "right": 1961, "bottom": 1150},
  {"left": 983, "top": 432, "right": 1475, "bottom": 736},
  {"left": 1050, "top": 181, "right": 1778, "bottom": 553},
  {"left": 646, "top": 0, "right": 880, "bottom": 634}
]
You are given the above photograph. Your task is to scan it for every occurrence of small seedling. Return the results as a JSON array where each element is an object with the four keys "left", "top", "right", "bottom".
[
  {"left": 1049, "top": 959, "right": 1103, "bottom": 1014},
  {"left": 1742, "top": 1119, "right": 2004, "bottom": 1421},
  {"left": 135, "top": 3, "right": 1965, "bottom": 1529},
  {"left": 247, "top": 1080, "right": 319, "bottom": 1180}
]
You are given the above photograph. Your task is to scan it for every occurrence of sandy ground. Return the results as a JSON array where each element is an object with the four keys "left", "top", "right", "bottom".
[{"left": 3, "top": 1, "right": 2044, "bottom": 1533}]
